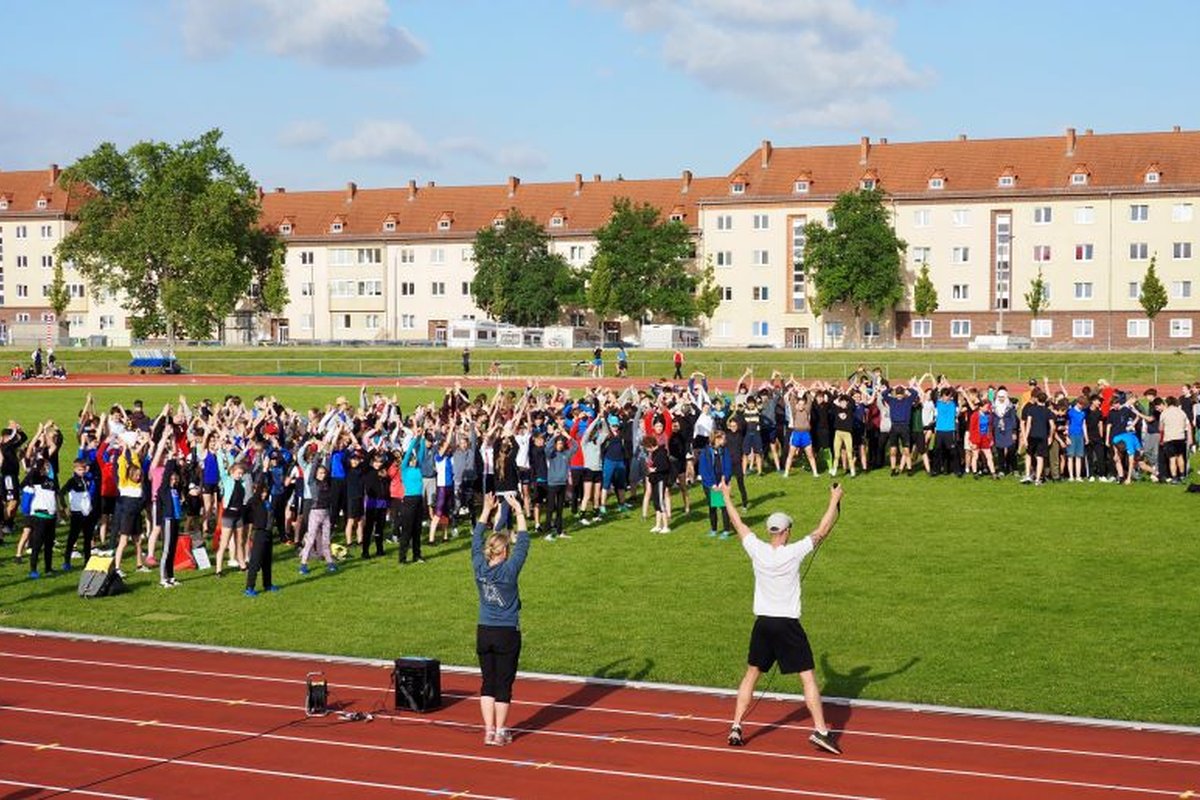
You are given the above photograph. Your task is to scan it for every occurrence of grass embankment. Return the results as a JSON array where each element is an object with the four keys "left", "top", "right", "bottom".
[{"left": 0, "top": 385, "right": 1197, "bottom": 725}]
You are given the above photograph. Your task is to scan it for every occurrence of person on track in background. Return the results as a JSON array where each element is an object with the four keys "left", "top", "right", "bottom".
[
  {"left": 472, "top": 493, "right": 530, "bottom": 747},
  {"left": 672, "top": 348, "right": 684, "bottom": 380},
  {"left": 724, "top": 482, "right": 845, "bottom": 756}
]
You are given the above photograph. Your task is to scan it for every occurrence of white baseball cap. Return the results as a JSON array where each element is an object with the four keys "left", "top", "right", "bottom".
[{"left": 766, "top": 512, "right": 793, "bottom": 532}]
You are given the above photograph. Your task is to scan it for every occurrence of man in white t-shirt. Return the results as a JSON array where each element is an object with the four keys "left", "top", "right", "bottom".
[{"left": 722, "top": 482, "right": 844, "bottom": 755}]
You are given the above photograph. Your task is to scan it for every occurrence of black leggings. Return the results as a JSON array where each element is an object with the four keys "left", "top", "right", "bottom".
[
  {"left": 65, "top": 511, "right": 97, "bottom": 567},
  {"left": 29, "top": 515, "right": 55, "bottom": 573},
  {"left": 706, "top": 487, "right": 730, "bottom": 532},
  {"left": 546, "top": 485, "right": 566, "bottom": 535},
  {"left": 362, "top": 507, "right": 386, "bottom": 557},
  {"left": 160, "top": 517, "right": 180, "bottom": 581},
  {"left": 730, "top": 471, "right": 748, "bottom": 506},
  {"left": 246, "top": 527, "right": 272, "bottom": 590},
  {"left": 396, "top": 496, "right": 423, "bottom": 562},
  {"left": 476, "top": 625, "right": 521, "bottom": 703}
]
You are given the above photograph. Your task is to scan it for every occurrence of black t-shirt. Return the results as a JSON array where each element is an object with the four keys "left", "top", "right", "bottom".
[
  {"left": 833, "top": 403, "right": 854, "bottom": 432},
  {"left": 1021, "top": 404, "right": 1052, "bottom": 440}
]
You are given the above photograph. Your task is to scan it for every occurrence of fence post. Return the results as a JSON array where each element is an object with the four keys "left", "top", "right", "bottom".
[
  {"left": 972, "top": 363, "right": 977, "bottom": 382},
  {"left": 1154, "top": 364, "right": 1159, "bottom": 386},
  {"left": 318, "top": 358, "right": 323, "bottom": 375}
]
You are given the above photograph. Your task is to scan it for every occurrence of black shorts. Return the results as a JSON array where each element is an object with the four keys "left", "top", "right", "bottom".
[
  {"left": 1163, "top": 440, "right": 1186, "bottom": 459},
  {"left": 476, "top": 625, "right": 522, "bottom": 704},
  {"left": 581, "top": 468, "right": 599, "bottom": 484},
  {"left": 886, "top": 427, "right": 912, "bottom": 450},
  {"left": 518, "top": 468, "right": 532, "bottom": 486},
  {"left": 1027, "top": 437, "right": 1049, "bottom": 459},
  {"left": 345, "top": 496, "right": 364, "bottom": 520},
  {"left": 747, "top": 616, "right": 815, "bottom": 675},
  {"left": 533, "top": 483, "right": 547, "bottom": 505},
  {"left": 101, "top": 495, "right": 117, "bottom": 516},
  {"left": 202, "top": 483, "right": 218, "bottom": 495}
]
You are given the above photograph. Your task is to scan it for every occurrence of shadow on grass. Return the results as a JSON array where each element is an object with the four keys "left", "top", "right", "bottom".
[{"left": 515, "top": 657, "right": 655, "bottom": 739}]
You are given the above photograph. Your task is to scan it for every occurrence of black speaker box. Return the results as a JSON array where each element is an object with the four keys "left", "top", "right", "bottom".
[{"left": 394, "top": 658, "right": 441, "bottom": 713}]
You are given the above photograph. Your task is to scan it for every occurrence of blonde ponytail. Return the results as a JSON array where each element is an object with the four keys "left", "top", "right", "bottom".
[{"left": 484, "top": 533, "right": 509, "bottom": 563}]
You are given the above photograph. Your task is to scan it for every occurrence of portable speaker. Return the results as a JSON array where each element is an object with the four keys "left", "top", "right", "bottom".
[
  {"left": 394, "top": 658, "right": 441, "bottom": 713},
  {"left": 306, "top": 672, "right": 328, "bottom": 716}
]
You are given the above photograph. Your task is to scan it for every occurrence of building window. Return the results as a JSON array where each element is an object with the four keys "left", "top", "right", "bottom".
[
  {"left": 752, "top": 286, "right": 770, "bottom": 301},
  {"left": 341, "top": 314, "right": 352, "bottom": 329},
  {"left": 1172, "top": 203, "right": 1194, "bottom": 223},
  {"left": 1127, "top": 319, "right": 1150, "bottom": 338},
  {"left": 1033, "top": 245, "right": 1051, "bottom": 262},
  {"left": 998, "top": 175, "right": 1015, "bottom": 188},
  {"left": 16, "top": 285, "right": 27, "bottom": 298},
  {"left": 912, "top": 246, "right": 931, "bottom": 265},
  {"left": 1129, "top": 242, "right": 1149, "bottom": 260},
  {"left": 715, "top": 321, "right": 732, "bottom": 338},
  {"left": 1074, "top": 206, "right": 1095, "bottom": 225},
  {"left": 98, "top": 314, "right": 114, "bottom": 330},
  {"left": 950, "top": 319, "right": 971, "bottom": 338},
  {"left": 928, "top": 177, "right": 944, "bottom": 190},
  {"left": 716, "top": 214, "right": 732, "bottom": 231},
  {"left": 430, "top": 248, "right": 445, "bottom": 264},
  {"left": 1071, "top": 172, "right": 1089, "bottom": 186},
  {"left": 1173, "top": 242, "right": 1192, "bottom": 260},
  {"left": 1074, "top": 244, "right": 1094, "bottom": 262},
  {"left": 330, "top": 222, "right": 343, "bottom": 233},
  {"left": 358, "top": 280, "right": 383, "bottom": 296},
  {"left": 69, "top": 283, "right": 85, "bottom": 297},
  {"left": 1073, "top": 319, "right": 1094, "bottom": 339},
  {"left": 383, "top": 220, "right": 396, "bottom": 232},
  {"left": 568, "top": 245, "right": 587, "bottom": 262},
  {"left": 438, "top": 219, "right": 451, "bottom": 231},
  {"left": 329, "top": 248, "right": 354, "bottom": 266},
  {"left": 16, "top": 256, "right": 28, "bottom": 268},
  {"left": 1033, "top": 207, "right": 1052, "bottom": 225},
  {"left": 1169, "top": 318, "right": 1193, "bottom": 338},
  {"left": 401, "top": 314, "right": 416, "bottom": 330},
  {"left": 752, "top": 214, "right": 769, "bottom": 230},
  {"left": 1129, "top": 204, "right": 1149, "bottom": 222},
  {"left": 859, "top": 178, "right": 876, "bottom": 190},
  {"left": 1073, "top": 282, "right": 1094, "bottom": 300},
  {"left": 431, "top": 282, "right": 445, "bottom": 296},
  {"left": 730, "top": 181, "right": 746, "bottom": 195},
  {"left": 1171, "top": 280, "right": 1192, "bottom": 299},
  {"left": 40, "top": 255, "right": 52, "bottom": 269},
  {"left": 952, "top": 247, "right": 969, "bottom": 264},
  {"left": 400, "top": 282, "right": 415, "bottom": 296},
  {"left": 913, "top": 209, "right": 931, "bottom": 228},
  {"left": 365, "top": 314, "right": 380, "bottom": 330},
  {"left": 15, "top": 226, "right": 27, "bottom": 239},
  {"left": 669, "top": 211, "right": 685, "bottom": 223},
  {"left": 399, "top": 248, "right": 415, "bottom": 264},
  {"left": 461, "top": 281, "right": 471, "bottom": 296},
  {"left": 300, "top": 314, "right": 314, "bottom": 331},
  {"left": 824, "top": 321, "right": 845, "bottom": 341},
  {"left": 1145, "top": 171, "right": 1161, "bottom": 184},
  {"left": 299, "top": 250, "right": 314, "bottom": 265},
  {"left": 1128, "top": 281, "right": 1142, "bottom": 299},
  {"left": 36, "top": 198, "right": 48, "bottom": 209},
  {"left": 461, "top": 247, "right": 472, "bottom": 262},
  {"left": 549, "top": 216, "right": 564, "bottom": 228},
  {"left": 355, "top": 248, "right": 381, "bottom": 265},
  {"left": 40, "top": 225, "right": 53, "bottom": 239},
  {"left": 1030, "top": 318, "right": 1052, "bottom": 338},
  {"left": 952, "top": 284, "right": 969, "bottom": 300},
  {"left": 15, "top": 313, "right": 29, "bottom": 323},
  {"left": 912, "top": 319, "right": 932, "bottom": 338},
  {"left": 715, "top": 251, "right": 733, "bottom": 267},
  {"left": 279, "top": 223, "right": 293, "bottom": 235},
  {"left": 720, "top": 286, "right": 733, "bottom": 301},
  {"left": 790, "top": 216, "right": 807, "bottom": 312},
  {"left": 751, "top": 320, "right": 768, "bottom": 337},
  {"left": 793, "top": 180, "right": 809, "bottom": 194},
  {"left": 951, "top": 209, "right": 970, "bottom": 227},
  {"left": 752, "top": 250, "right": 769, "bottom": 266},
  {"left": 300, "top": 282, "right": 314, "bottom": 297}
]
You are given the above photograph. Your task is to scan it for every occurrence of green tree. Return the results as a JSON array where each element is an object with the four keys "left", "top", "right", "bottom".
[
  {"left": 56, "top": 129, "right": 286, "bottom": 348},
  {"left": 1024, "top": 267, "right": 1048, "bottom": 346},
  {"left": 49, "top": 260, "right": 71, "bottom": 327},
  {"left": 1139, "top": 255, "right": 1168, "bottom": 351},
  {"left": 587, "top": 198, "right": 717, "bottom": 337},
  {"left": 470, "top": 209, "right": 581, "bottom": 327},
  {"left": 911, "top": 262, "right": 938, "bottom": 350},
  {"left": 803, "top": 188, "right": 906, "bottom": 347}
]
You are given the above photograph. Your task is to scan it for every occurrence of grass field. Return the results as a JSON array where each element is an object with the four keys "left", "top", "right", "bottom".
[
  {"left": 7, "top": 345, "right": 1200, "bottom": 385},
  {"left": 0, "top": 385, "right": 1197, "bottom": 726}
]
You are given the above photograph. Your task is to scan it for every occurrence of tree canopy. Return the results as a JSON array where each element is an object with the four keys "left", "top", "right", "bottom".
[
  {"left": 1139, "top": 255, "right": 1168, "bottom": 350},
  {"left": 56, "top": 129, "right": 286, "bottom": 343},
  {"left": 470, "top": 209, "right": 582, "bottom": 327},
  {"left": 803, "top": 188, "right": 906, "bottom": 344},
  {"left": 911, "top": 261, "right": 938, "bottom": 349},
  {"left": 1024, "top": 268, "right": 1049, "bottom": 318},
  {"left": 586, "top": 198, "right": 719, "bottom": 329}
]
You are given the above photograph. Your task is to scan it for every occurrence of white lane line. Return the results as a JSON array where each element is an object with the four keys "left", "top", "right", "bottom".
[
  {"left": 1, "top": 649, "right": 1196, "bottom": 768},
  {"left": 6, "top": 627, "right": 1198, "bottom": 737},
  {"left": 1, "top": 738, "right": 514, "bottom": 800},
  {"left": 0, "top": 714, "right": 874, "bottom": 800},
  {"left": 0, "top": 692, "right": 1185, "bottom": 798},
  {"left": 0, "top": 779, "right": 151, "bottom": 800}
]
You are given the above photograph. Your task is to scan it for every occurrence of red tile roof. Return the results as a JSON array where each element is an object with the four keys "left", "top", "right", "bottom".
[
  {"left": 721, "top": 128, "right": 1200, "bottom": 200},
  {"left": 259, "top": 173, "right": 727, "bottom": 240},
  {"left": 0, "top": 165, "right": 89, "bottom": 215}
]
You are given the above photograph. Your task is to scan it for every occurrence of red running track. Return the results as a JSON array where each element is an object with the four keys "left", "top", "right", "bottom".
[{"left": 0, "top": 631, "right": 1196, "bottom": 799}]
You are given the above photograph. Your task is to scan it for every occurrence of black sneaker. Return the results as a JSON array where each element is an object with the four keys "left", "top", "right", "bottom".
[
  {"left": 727, "top": 724, "right": 744, "bottom": 747},
  {"left": 809, "top": 730, "right": 841, "bottom": 755}
]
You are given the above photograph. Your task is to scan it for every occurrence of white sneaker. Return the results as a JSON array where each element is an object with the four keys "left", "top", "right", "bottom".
[{"left": 659, "top": 527, "right": 670, "bottom": 534}]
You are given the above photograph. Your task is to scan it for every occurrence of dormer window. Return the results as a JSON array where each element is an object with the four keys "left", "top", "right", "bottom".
[
  {"left": 492, "top": 218, "right": 505, "bottom": 229},
  {"left": 383, "top": 220, "right": 396, "bottom": 232},
  {"left": 1145, "top": 172, "right": 1160, "bottom": 184},
  {"left": 0, "top": 198, "right": 8, "bottom": 210},
  {"left": 1070, "top": 167, "right": 1090, "bottom": 186},
  {"left": 437, "top": 212, "right": 453, "bottom": 231},
  {"left": 730, "top": 181, "right": 746, "bottom": 195},
  {"left": 36, "top": 196, "right": 48, "bottom": 209},
  {"left": 669, "top": 212, "right": 684, "bottom": 223},
  {"left": 998, "top": 175, "right": 1016, "bottom": 188},
  {"left": 549, "top": 216, "right": 564, "bottom": 228},
  {"left": 928, "top": 178, "right": 944, "bottom": 190},
  {"left": 1144, "top": 164, "right": 1162, "bottom": 184},
  {"left": 279, "top": 222, "right": 293, "bottom": 235},
  {"left": 330, "top": 220, "right": 344, "bottom": 233},
  {"left": 793, "top": 180, "right": 810, "bottom": 194}
]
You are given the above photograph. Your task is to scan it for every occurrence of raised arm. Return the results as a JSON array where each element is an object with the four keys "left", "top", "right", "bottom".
[
  {"left": 720, "top": 483, "right": 755, "bottom": 541},
  {"left": 808, "top": 484, "right": 844, "bottom": 548}
]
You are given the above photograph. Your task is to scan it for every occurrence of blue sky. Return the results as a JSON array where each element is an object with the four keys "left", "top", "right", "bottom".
[{"left": 2, "top": 0, "right": 1196, "bottom": 191}]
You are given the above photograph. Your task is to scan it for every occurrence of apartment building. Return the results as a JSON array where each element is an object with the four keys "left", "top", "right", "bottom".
[
  {"left": 0, "top": 165, "right": 132, "bottom": 346},
  {"left": 703, "top": 128, "right": 1200, "bottom": 348},
  {"left": 260, "top": 171, "right": 725, "bottom": 343}
]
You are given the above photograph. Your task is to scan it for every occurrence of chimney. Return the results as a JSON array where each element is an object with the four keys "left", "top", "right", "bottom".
[
  {"left": 507, "top": 175, "right": 519, "bottom": 197},
  {"left": 859, "top": 136, "right": 870, "bottom": 165},
  {"left": 1065, "top": 127, "right": 1076, "bottom": 156},
  {"left": 427, "top": 180, "right": 436, "bottom": 188},
  {"left": 957, "top": 133, "right": 967, "bottom": 142},
  {"left": 1173, "top": 125, "right": 1182, "bottom": 133},
  {"left": 346, "top": 181, "right": 357, "bottom": 200},
  {"left": 879, "top": 137, "right": 888, "bottom": 145},
  {"left": 256, "top": 186, "right": 264, "bottom": 201},
  {"left": 574, "top": 173, "right": 583, "bottom": 194},
  {"left": 681, "top": 169, "right": 693, "bottom": 193},
  {"left": 407, "top": 179, "right": 417, "bottom": 201},
  {"left": 48, "top": 163, "right": 60, "bottom": 184},
  {"left": 593, "top": 174, "right": 602, "bottom": 183},
  {"left": 760, "top": 139, "right": 772, "bottom": 169},
  {"left": 274, "top": 187, "right": 286, "bottom": 193},
  {"left": 1084, "top": 128, "right": 1093, "bottom": 136}
]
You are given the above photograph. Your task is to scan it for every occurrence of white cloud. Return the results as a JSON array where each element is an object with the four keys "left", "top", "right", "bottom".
[
  {"left": 277, "top": 120, "right": 331, "bottom": 148},
  {"left": 330, "top": 121, "right": 548, "bottom": 173},
  {"left": 601, "top": 0, "right": 926, "bottom": 128},
  {"left": 181, "top": 0, "right": 425, "bottom": 68}
]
